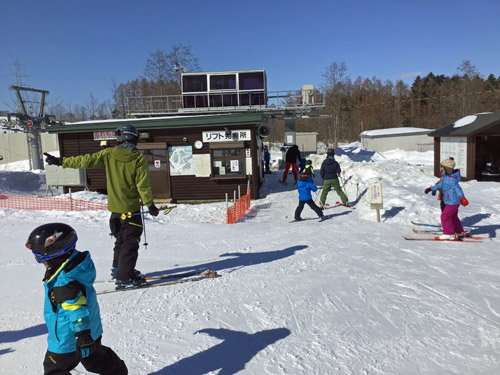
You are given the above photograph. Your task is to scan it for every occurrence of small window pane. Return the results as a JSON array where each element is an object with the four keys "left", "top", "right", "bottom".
[
  {"left": 210, "top": 75, "right": 236, "bottom": 90},
  {"left": 239, "top": 72, "right": 264, "bottom": 90},
  {"left": 183, "top": 94, "right": 208, "bottom": 108},
  {"left": 212, "top": 159, "right": 245, "bottom": 176},
  {"left": 182, "top": 75, "right": 207, "bottom": 92},
  {"left": 239, "top": 92, "right": 265, "bottom": 106}
]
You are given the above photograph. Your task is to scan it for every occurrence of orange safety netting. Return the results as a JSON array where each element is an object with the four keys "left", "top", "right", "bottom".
[
  {"left": 226, "top": 189, "right": 251, "bottom": 224},
  {"left": 0, "top": 194, "right": 108, "bottom": 211}
]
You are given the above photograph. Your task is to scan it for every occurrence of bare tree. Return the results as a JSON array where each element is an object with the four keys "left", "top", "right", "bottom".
[
  {"left": 321, "top": 62, "right": 349, "bottom": 144},
  {"left": 144, "top": 44, "right": 201, "bottom": 95},
  {"left": 85, "top": 93, "right": 99, "bottom": 120}
]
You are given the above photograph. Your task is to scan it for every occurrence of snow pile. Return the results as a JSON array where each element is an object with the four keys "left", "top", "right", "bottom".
[{"left": 1, "top": 144, "right": 499, "bottom": 374}]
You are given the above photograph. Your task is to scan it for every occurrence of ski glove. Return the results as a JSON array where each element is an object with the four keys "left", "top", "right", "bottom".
[
  {"left": 148, "top": 203, "right": 159, "bottom": 217},
  {"left": 424, "top": 187, "right": 432, "bottom": 194},
  {"left": 460, "top": 197, "right": 469, "bottom": 207},
  {"left": 43, "top": 152, "right": 62, "bottom": 166},
  {"left": 75, "top": 330, "right": 96, "bottom": 358}
]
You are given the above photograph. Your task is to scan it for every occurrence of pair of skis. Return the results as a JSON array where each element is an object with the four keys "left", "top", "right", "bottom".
[
  {"left": 404, "top": 221, "right": 489, "bottom": 242},
  {"left": 97, "top": 268, "right": 217, "bottom": 295}
]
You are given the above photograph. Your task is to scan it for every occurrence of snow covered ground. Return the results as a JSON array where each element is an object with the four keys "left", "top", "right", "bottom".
[{"left": 1, "top": 143, "right": 500, "bottom": 374}]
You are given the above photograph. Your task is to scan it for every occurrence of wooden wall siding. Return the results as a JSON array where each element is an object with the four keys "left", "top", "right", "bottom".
[{"left": 57, "top": 124, "right": 261, "bottom": 200}]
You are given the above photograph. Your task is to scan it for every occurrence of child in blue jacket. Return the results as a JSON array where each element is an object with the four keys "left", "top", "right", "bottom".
[
  {"left": 263, "top": 145, "right": 271, "bottom": 173},
  {"left": 294, "top": 174, "right": 325, "bottom": 221},
  {"left": 26, "top": 223, "right": 128, "bottom": 375},
  {"left": 424, "top": 157, "right": 469, "bottom": 240}
]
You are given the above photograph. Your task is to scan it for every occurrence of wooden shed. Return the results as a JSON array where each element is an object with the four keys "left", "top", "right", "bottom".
[
  {"left": 45, "top": 113, "right": 266, "bottom": 201},
  {"left": 429, "top": 112, "right": 500, "bottom": 181}
]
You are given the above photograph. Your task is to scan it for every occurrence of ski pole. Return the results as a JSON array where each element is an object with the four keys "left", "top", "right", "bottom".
[
  {"left": 141, "top": 204, "right": 148, "bottom": 248},
  {"left": 314, "top": 185, "right": 323, "bottom": 204}
]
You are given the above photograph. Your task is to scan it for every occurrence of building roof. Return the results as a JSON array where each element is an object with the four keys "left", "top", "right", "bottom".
[
  {"left": 45, "top": 113, "right": 263, "bottom": 134},
  {"left": 360, "top": 127, "right": 432, "bottom": 139},
  {"left": 428, "top": 112, "right": 500, "bottom": 137}
]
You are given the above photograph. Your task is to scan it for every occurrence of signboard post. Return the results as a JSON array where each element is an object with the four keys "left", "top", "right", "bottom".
[{"left": 369, "top": 182, "right": 383, "bottom": 222}]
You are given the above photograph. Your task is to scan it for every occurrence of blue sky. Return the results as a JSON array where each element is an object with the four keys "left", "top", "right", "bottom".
[{"left": 1, "top": 0, "right": 499, "bottom": 112}]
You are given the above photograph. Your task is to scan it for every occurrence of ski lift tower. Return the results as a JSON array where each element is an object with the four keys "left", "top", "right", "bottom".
[{"left": 8, "top": 85, "right": 51, "bottom": 170}]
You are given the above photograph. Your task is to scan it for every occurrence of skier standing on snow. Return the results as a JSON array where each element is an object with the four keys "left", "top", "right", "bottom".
[
  {"left": 301, "top": 159, "right": 315, "bottom": 183},
  {"left": 280, "top": 145, "right": 302, "bottom": 184},
  {"left": 26, "top": 223, "right": 128, "bottom": 375},
  {"left": 319, "top": 148, "right": 349, "bottom": 209},
  {"left": 263, "top": 145, "right": 271, "bottom": 174},
  {"left": 294, "top": 173, "right": 325, "bottom": 221},
  {"left": 44, "top": 124, "right": 159, "bottom": 288},
  {"left": 424, "top": 157, "right": 469, "bottom": 240}
]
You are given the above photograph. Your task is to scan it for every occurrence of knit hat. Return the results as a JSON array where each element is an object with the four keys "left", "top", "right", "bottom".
[{"left": 441, "top": 157, "right": 455, "bottom": 174}]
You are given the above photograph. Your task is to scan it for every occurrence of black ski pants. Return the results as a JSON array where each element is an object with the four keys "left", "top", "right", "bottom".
[
  {"left": 109, "top": 211, "right": 143, "bottom": 281},
  {"left": 43, "top": 337, "right": 128, "bottom": 375},
  {"left": 294, "top": 199, "right": 323, "bottom": 219}
]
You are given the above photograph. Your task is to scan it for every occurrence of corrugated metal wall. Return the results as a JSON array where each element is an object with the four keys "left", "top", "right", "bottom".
[{"left": 0, "top": 133, "right": 59, "bottom": 164}]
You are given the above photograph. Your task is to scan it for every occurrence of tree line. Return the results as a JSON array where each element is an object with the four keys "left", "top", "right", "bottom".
[
  {"left": 37, "top": 47, "right": 500, "bottom": 143},
  {"left": 291, "top": 60, "right": 500, "bottom": 144}
]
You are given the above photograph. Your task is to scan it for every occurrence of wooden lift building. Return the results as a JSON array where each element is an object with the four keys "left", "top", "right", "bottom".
[{"left": 46, "top": 70, "right": 325, "bottom": 201}]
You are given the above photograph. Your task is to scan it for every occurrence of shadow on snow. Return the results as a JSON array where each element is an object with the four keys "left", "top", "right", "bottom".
[
  {"left": 148, "top": 327, "right": 290, "bottom": 375},
  {"left": 146, "top": 245, "right": 308, "bottom": 279}
]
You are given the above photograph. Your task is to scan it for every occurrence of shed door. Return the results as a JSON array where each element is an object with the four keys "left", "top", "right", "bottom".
[{"left": 137, "top": 143, "right": 171, "bottom": 199}]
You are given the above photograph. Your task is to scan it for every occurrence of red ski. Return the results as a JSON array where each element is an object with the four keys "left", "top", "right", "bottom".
[
  {"left": 403, "top": 236, "right": 483, "bottom": 242},
  {"left": 411, "top": 229, "right": 491, "bottom": 240}
]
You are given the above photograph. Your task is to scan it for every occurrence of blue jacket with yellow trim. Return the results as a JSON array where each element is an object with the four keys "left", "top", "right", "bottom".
[{"left": 43, "top": 250, "right": 103, "bottom": 354}]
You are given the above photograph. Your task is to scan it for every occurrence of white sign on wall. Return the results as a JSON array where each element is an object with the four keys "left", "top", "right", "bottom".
[
  {"left": 202, "top": 130, "right": 251, "bottom": 142},
  {"left": 440, "top": 137, "right": 467, "bottom": 177}
]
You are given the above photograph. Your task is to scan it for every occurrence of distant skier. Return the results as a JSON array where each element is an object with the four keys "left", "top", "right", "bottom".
[
  {"left": 424, "top": 157, "right": 469, "bottom": 240},
  {"left": 263, "top": 145, "right": 271, "bottom": 174},
  {"left": 301, "top": 159, "right": 315, "bottom": 182},
  {"left": 294, "top": 173, "right": 325, "bottom": 222},
  {"left": 26, "top": 222, "right": 128, "bottom": 375},
  {"left": 298, "top": 158, "right": 307, "bottom": 174},
  {"left": 44, "top": 124, "right": 159, "bottom": 288},
  {"left": 319, "top": 148, "right": 349, "bottom": 209},
  {"left": 280, "top": 145, "right": 301, "bottom": 184}
]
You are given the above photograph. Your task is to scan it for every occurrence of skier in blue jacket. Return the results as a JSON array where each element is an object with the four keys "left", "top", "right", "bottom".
[
  {"left": 294, "top": 174, "right": 325, "bottom": 221},
  {"left": 26, "top": 223, "right": 128, "bottom": 375},
  {"left": 424, "top": 157, "right": 469, "bottom": 240}
]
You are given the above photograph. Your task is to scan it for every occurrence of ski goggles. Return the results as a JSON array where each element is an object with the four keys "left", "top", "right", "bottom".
[{"left": 30, "top": 236, "right": 77, "bottom": 263}]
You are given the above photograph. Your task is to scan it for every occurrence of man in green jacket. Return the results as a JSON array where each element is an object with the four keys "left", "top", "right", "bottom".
[{"left": 44, "top": 124, "right": 159, "bottom": 289}]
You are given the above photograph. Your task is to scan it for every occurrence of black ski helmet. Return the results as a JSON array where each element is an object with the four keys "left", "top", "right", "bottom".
[
  {"left": 115, "top": 124, "right": 139, "bottom": 143},
  {"left": 26, "top": 223, "right": 77, "bottom": 263},
  {"left": 327, "top": 148, "right": 335, "bottom": 157}
]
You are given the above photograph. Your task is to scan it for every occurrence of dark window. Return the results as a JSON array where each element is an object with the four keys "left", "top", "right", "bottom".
[
  {"left": 209, "top": 93, "right": 238, "bottom": 107},
  {"left": 211, "top": 148, "right": 246, "bottom": 177},
  {"left": 182, "top": 75, "right": 207, "bottom": 92},
  {"left": 183, "top": 94, "right": 208, "bottom": 108},
  {"left": 210, "top": 74, "right": 236, "bottom": 90},
  {"left": 239, "top": 92, "right": 266, "bottom": 106},
  {"left": 239, "top": 72, "right": 265, "bottom": 90},
  {"left": 139, "top": 149, "right": 167, "bottom": 172}
]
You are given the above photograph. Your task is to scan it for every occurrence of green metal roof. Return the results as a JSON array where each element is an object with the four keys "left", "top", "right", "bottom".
[
  {"left": 46, "top": 113, "right": 263, "bottom": 134},
  {"left": 429, "top": 112, "right": 500, "bottom": 137}
]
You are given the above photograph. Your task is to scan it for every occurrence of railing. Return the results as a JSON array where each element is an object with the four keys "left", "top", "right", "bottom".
[
  {"left": 226, "top": 188, "right": 252, "bottom": 224},
  {"left": 126, "top": 89, "right": 325, "bottom": 116},
  {"left": 0, "top": 194, "right": 108, "bottom": 211}
]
